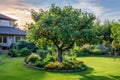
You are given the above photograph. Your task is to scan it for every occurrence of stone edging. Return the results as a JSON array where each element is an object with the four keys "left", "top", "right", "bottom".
[{"left": 24, "top": 62, "right": 87, "bottom": 72}]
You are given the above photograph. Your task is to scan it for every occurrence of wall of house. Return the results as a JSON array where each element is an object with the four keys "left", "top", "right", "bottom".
[
  {"left": 0, "top": 20, "right": 14, "bottom": 27},
  {"left": 0, "top": 35, "right": 25, "bottom": 49}
]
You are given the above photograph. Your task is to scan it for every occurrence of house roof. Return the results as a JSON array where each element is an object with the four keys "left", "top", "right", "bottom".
[
  {"left": 0, "top": 14, "right": 17, "bottom": 21},
  {"left": 0, "top": 26, "right": 26, "bottom": 36}
]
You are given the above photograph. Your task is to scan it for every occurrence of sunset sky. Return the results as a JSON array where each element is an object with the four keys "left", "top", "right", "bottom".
[{"left": 0, "top": 0, "right": 120, "bottom": 29}]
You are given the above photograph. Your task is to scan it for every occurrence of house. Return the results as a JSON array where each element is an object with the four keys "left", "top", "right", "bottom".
[{"left": 0, "top": 14, "right": 26, "bottom": 50}]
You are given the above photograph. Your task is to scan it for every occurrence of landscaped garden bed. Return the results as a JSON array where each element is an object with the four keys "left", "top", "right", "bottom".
[{"left": 24, "top": 53, "right": 87, "bottom": 72}]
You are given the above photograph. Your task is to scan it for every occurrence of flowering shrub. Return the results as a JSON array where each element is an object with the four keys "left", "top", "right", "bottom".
[
  {"left": 25, "top": 53, "right": 41, "bottom": 63},
  {"left": 44, "top": 60, "right": 86, "bottom": 70},
  {"left": 24, "top": 54, "right": 87, "bottom": 72},
  {"left": 44, "top": 61, "right": 64, "bottom": 70}
]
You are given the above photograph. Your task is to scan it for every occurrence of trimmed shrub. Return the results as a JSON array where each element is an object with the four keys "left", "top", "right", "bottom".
[
  {"left": 7, "top": 49, "right": 20, "bottom": 57},
  {"left": 20, "top": 48, "right": 31, "bottom": 57},
  {"left": 25, "top": 53, "right": 41, "bottom": 63}
]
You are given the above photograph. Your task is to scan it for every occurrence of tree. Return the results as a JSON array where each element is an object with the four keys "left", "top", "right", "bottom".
[
  {"left": 27, "top": 4, "right": 98, "bottom": 62},
  {"left": 95, "top": 20, "right": 113, "bottom": 43},
  {"left": 111, "top": 22, "right": 120, "bottom": 59},
  {"left": 111, "top": 40, "right": 120, "bottom": 59}
]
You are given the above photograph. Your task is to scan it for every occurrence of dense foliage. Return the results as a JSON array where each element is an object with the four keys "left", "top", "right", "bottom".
[
  {"left": 111, "top": 22, "right": 120, "bottom": 58},
  {"left": 20, "top": 48, "right": 31, "bottom": 57},
  {"left": 7, "top": 49, "right": 20, "bottom": 57},
  {"left": 27, "top": 4, "right": 99, "bottom": 62},
  {"left": 8, "top": 48, "right": 31, "bottom": 57},
  {"left": 24, "top": 53, "right": 87, "bottom": 71},
  {"left": 15, "top": 40, "right": 37, "bottom": 52}
]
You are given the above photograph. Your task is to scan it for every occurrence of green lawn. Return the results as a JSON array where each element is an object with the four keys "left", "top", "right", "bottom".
[{"left": 0, "top": 55, "right": 120, "bottom": 80}]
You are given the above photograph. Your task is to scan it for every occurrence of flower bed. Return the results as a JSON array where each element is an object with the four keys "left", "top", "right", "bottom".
[
  {"left": 24, "top": 53, "right": 87, "bottom": 72},
  {"left": 24, "top": 62, "right": 87, "bottom": 72}
]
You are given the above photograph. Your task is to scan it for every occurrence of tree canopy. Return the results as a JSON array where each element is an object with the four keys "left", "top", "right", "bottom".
[
  {"left": 27, "top": 4, "right": 99, "bottom": 62},
  {"left": 111, "top": 22, "right": 120, "bottom": 43},
  {"left": 95, "top": 20, "right": 113, "bottom": 43}
]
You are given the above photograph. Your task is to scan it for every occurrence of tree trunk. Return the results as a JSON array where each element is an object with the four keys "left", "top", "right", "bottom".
[
  {"left": 114, "top": 50, "right": 117, "bottom": 60},
  {"left": 57, "top": 49, "right": 62, "bottom": 63}
]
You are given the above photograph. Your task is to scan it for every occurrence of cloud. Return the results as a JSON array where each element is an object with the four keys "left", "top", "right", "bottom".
[
  {"left": 100, "top": 11, "right": 120, "bottom": 21},
  {"left": 72, "top": 0, "right": 106, "bottom": 17},
  {"left": 0, "top": 0, "right": 38, "bottom": 30},
  {"left": 0, "top": 0, "right": 120, "bottom": 29}
]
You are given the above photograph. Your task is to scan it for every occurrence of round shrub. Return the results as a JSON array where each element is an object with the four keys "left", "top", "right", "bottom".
[
  {"left": 25, "top": 53, "right": 41, "bottom": 63},
  {"left": 20, "top": 48, "right": 31, "bottom": 57},
  {"left": 7, "top": 49, "right": 20, "bottom": 57}
]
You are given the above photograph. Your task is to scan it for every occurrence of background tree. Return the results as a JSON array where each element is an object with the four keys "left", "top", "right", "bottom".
[
  {"left": 95, "top": 20, "right": 113, "bottom": 43},
  {"left": 111, "top": 22, "right": 120, "bottom": 58},
  {"left": 27, "top": 4, "right": 99, "bottom": 62}
]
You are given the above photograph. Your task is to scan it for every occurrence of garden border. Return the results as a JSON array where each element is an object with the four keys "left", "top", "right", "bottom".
[{"left": 24, "top": 62, "right": 87, "bottom": 73}]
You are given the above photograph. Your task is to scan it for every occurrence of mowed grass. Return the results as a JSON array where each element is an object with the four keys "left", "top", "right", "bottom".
[{"left": 0, "top": 55, "right": 120, "bottom": 80}]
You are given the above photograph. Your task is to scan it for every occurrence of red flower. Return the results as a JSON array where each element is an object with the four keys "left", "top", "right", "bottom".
[
  {"left": 64, "top": 66, "right": 68, "bottom": 69},
  {"left": 48, "top": 66, "right": 53, "bottom": 69}
]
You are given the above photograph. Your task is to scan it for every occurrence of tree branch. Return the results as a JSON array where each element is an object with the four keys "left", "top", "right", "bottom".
[
  {"left": 53, "top": 40, "right": 59, "bottom": 49},
  {"left": 63, "top": 42, "right": 74, "bottom": 51},
  {"left": 60, "top": 42, "right": 65, "bottom": 49}
]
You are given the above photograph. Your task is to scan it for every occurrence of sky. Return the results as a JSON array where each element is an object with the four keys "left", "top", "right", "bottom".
[{"left": 0, "top": 0, "right": 120, "bottom": 29}]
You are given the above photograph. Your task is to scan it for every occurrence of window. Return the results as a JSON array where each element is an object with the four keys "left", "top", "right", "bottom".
[
  {"left": 0, "top": 20, "right": 10, "bottom": 27},
  {"left": 16, "top": 36, "right": 20, "bottom": 42},
  {"left": 0, "top": 36, "right": 2, "bottom": 43},
  {"left": 22, "top": 36, "right": 26, "bottom": 40},
  {"left": 3, "top": 36, "right": 7, "bottom": 43}
]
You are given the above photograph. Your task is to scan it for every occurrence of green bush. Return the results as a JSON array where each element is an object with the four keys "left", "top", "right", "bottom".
[
  {"left": 92, "top": 49, "right": 103, "bottom": 55},
  {"left": 7, "top": 49, "right": 20, "bottom": 57},
  {"left": 20, "top": 48, "right": 31, "bottom": 57},
  {"left": 37, "top": 50, "right": 48, "bottom": 60},
  {"left": 15, "top": 40, "right": 37, "bottom": 52},
  {"left": 35, "top": 61, "right": 46, "bottom": 67},
  {"left": 75, "top": 50, "right": 89, "bottom": 57},
  {"left": 25, "top": 54, "right": 40, "bottom": 63},
  {"left": 63, "top": 61, "right": 72, "bottom": 69},
  {"left": 27, "top": 42, "right": 38, "bottom": 52},
  {"left": 43, "top": 54, "right": 56, "bottom": 64}
]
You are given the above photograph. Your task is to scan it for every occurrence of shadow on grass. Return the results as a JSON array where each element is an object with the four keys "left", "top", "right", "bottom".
[
  {"left": 79, "top": 75, "right": 112, "bottom": 80},
  {"left": 56, "top": 67, "right": 120, "bottom": 80},
  {"left": 109, "top": 75, "right": 120, "bottom": 80}
]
